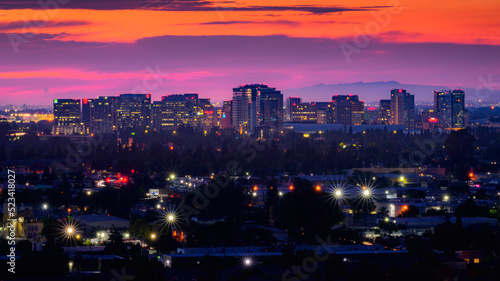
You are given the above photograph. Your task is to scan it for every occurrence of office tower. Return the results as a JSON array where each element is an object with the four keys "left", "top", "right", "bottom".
[
  {"left": 88, "top": 96, "right": 117, "bottom": 134},
  {"left": 287, "top": 97, "right": 301, "bottom": 121},
  {"left": 259, "top": 90, "right": 283, "bottom": 129},
  {"left": 53, "top": 99, "right": 82, "bottom": 135},
  {"left": 116, "top": 94, "right": 151, "bottom": 130},
  {"left": 378, "top": 99, "right": 391, "bottom": 124},
  {"left": 390, "top": 89, "right": 415, "bottom": 129},
  {"left": 331, "top": 94, "right": 364, "bottom": 125},
  {"left": 315, "top": 102, "right": 334, "bottom": 124},
  {"left": 433, "top": 90, "right": 466, "bottom": 129},
  {"left": 231, "top": 84, "right": 281, "bottom": 133},
  {"left": 291, "top": 103, "right": 317, "bottom": 123},
  {"left": 221, "top": 100, "right": 232, "bottom": 129},
  {"left": 153, "top": 94, "right": 198, "bottom": 130},
  {"left": 197, "top": 98, "right": 216, "bottom": 132}
]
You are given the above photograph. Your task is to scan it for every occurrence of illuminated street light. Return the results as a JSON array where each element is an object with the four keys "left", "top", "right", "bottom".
[
  {"left": 384, "top": 217, "right": 389, "bottom": 222},
  {"left": 443, "top": 195, "right": 450, "bottom": 202},
  {"left": 252, "top": 192, "right": 257, "bottom": 197},
  {"left": 150, "top": 233, "right": 157, "bottom": 240},
  {"left": 315, "top": 185, "right": 321, "bottom": 192},
  {"left": 86, "top": 190, "right": 91, "bottom": 195},
  {"left": 278, "top": 191, "right": 283, "bottom": 197},
  {"left": 399, "top": 176, "right": 405, "bottom": 181},
  {"left": 170, "top": 174, "right": 176, "bottom": 180},
  {"left": 243, "top": 257, "right": 252, "bottom": 267},
  {"left": 334, "top": 189, "right": 342, "bottom": 198},
  {"left": 60, "top": 220, "right": 80, "bottom": 242},
  {"left": 362, "top": 189, "right": 371, "bottom": 197},
  {"left": 42, "top": 203, "right": 48, "bottom": 210}
]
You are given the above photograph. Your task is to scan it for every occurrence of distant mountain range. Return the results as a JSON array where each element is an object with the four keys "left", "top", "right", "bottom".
[{"left": 285, "top": 81, "right": 499, "bottom": 105}]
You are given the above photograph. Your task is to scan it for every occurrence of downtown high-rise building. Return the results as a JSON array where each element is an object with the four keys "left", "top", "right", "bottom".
[
  {"left": 433, "top": 90, "right": 466, "bottom": 129},
  {"left": 85, "top": 97, "right": 117, "bottom": 134},
  {"left": 259, "top": 90, "right": 283, "bottom": 129},
  {"left": 152, "top": 94, "right": 215, "bottom": 132},
  {"left": 315, "top": 102, "right": 335, "bottom": 124},
  {"left": 231, "top": 84, "right": 283, "bottom": 133},
  {"left": 291, "top": 103, "right": 317, "bottom": 123},
  {"left": 286, "top": 97, "right": 301, "bottom": 122},
  {"left": 378, "top": 99, "right": 391, "bottom": 124},
  {"left": 221, "top": 100, "right": 232, "bottom": 129},
  {"left": 390, "top": 89, "right": 415, "bottom": 129},
  {"left": 53, "top": 99, "right": 82, "bottom": 135},
  {"left": 116, "top": 94, "right": 151, "bottom": 131},
  {"left": 331, "top": 95, "right": 364, "bottom": 125}
]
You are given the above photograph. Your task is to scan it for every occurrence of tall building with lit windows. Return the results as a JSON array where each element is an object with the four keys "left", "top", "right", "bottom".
[
  {"left": 116, "top": 94, "right": 151, "bottom": 130},
  {"left": 291, "top": 103, "right": 317, "bottom": 123},
  {"left": 287, "top": 97, "right": 301, "bottom": 121},
  {"left": 53, "top": 99, "right": 83, "bottom": 135},
  {"left": 378, "top": 99, "right": 391, "bottom": 124},
  {"left": 259, "top": 90, "right": 283, "bottom": 129},
  {"left": 87, "top": 97, "right": 117, "bottom": 134},
  {"left": 153, "top": 94, "right": 195, "bottom": 130},
  {"left": 315, "top": 102, "right": 334, "bottom": 124},
  {"left": 221, "top": 100, "right": 232, "bottom": 129},
  {"left": 434, "top": 89, "right": 466, "bottom": 129},
  {"left": 331, "top": 94, "right": 364, "bottom": 125},
  {"left": 152, "top": 93, "right": 215, "bottom": 132},
  {"left": 231, "top": 84, "right": 282, "bottom": 133},
  {"left": 390, "top": 89, "right": 415, "bottom": 129}
]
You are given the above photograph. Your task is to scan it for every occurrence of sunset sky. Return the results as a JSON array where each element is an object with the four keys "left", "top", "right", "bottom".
[{"left": 1, "top": 0, "right": 499, "bottom": 104}]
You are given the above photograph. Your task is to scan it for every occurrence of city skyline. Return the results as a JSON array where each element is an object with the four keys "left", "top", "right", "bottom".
[{"left": 1, "top": 0, "right": 499, "bottom": 104}]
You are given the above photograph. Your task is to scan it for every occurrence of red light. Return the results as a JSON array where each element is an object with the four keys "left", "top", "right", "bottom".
[
  {"left": 146, "top": 94, "right": 150, "bottom": 98},
  {"left": 106, "top": 178, "right": 110, "bottom": 183},
  {"left": 253, "top": 186, "right": 258, "bottom": 191},
  {"left": 315, "top": 185, "right": 321, "bottom": 191},
  {"left": 131, "top": 169, "right": 135, "bottom": 173},
  {"left": 398, "top": 89, "right": 403, "bottom": 93},
  {"left": 289, "top": 185, "right": 294, "bottom": 190},
  {"left": 83, "top": 99, "right": 88, "bottom": 104},
  {"left": 123, "top": 177, "right": 128, "bottom": 182},
  {"left": 428, "top": 118, "right": 438, "bottom": 123},
  {"left": 367, "top": 107, "right": 376, "bottom": 111}
]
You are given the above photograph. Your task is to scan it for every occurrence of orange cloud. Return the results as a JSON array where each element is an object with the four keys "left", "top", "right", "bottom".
[{"left": 0, "top": 0, "right": 498, "bottom": 44}]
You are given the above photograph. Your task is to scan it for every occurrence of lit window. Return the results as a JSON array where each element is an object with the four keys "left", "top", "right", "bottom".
[{"left": 474, "top": 259, "right": 479, "bottom": 264}]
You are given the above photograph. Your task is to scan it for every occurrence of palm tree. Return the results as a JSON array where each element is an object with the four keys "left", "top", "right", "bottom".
[{"left": 377, "top": 206, "right": 389, "bottom": 217}]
